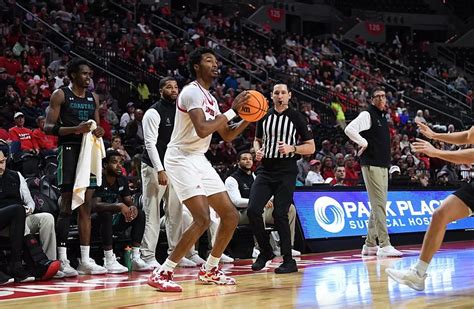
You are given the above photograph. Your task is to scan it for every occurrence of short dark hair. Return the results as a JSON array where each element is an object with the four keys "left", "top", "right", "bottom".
[
  {"left": 371, "top": 86, "right": 385, "bottom": 97},
  {"left": 159, "top": 76, "right": 177, "bottom": 89},
  {"left": 237, "top": 149, "right": 252, "bottom": 161},
  {"left": 0, "top": 139, "right": 9, "bottom": 157},
  {"left": 104, "top": 150, "right": 122, "bottom": 164},
  {"left": 67, "top": 57, "right": 90, "bottom": 80},
  {"left": 187, "top": 47, "right": 216, "bottom": 78}
]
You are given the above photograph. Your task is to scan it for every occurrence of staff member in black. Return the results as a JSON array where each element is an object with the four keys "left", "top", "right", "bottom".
[
  {"left": 248, "top": 83, "right": 315, "bottom": 273},
  {"left": 345, "top": 87, "right": 402, "bottom": 257}
]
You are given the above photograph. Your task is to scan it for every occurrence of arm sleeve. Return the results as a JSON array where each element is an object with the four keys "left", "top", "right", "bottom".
[
  {"left": 18, "top": 172, "right": 35, "bottom": 212},
  {"left": 344, "top": 111, "right": 371, "bottom": 147},
  {"left": 224, "top": 176, "right": 249, "bottom": 209},
  {"left": 142, "top": 109, "right": 164, "bottom": 172}
]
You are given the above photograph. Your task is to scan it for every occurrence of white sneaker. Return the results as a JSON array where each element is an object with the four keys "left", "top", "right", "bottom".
[
  {"left": 292, "top": 249, "right": 301, "bottom": 257},
  {"left": 386, "top": 267, "right": 427, "bottom": 291},
  {"left": 53, "top": 270, "right": 66, "bottom": 279},
  {"left": 220, "top": 254, "right": 234, "bottom": 263},
  {"left": 377, "top": 246, "right": 403, "bottom": 257},
  {"left": 361, "top": 245, "right": 379, "bottom": 256},
  {"left": 103, "top": 255, "right": 128, "bottom": 274},
  {"left": 252, "top": 247, "right": 260, "bottom": 258},
  {"left": 77, "top": 258, "right": 108, "bottom": 275},
  {"left": 177, "top": 257, "right": 197, "bottom": 268},
  {"left": 188, "top": 254, "right": 206, "bottom": 266},
  {"left": 132, "top": 256, "right": 153, "bottom": 272},
  {"left": 143, "top": 257, "right": 161, "bottom": 269},
  {"left": 59, "top": 259, "right": 78, "bottom": 277}
]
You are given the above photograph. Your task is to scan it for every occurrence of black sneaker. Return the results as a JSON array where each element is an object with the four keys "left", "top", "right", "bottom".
[
  {"left": 274, "top": 259, "right": 298, "bottom": 274},
  {"left": 0, "top": 271, "right": 13, "bottom": 285},
  {"left": 251, "top": 253, "right": 275, "bottom": 271},
  {"left": 10, "top": 263, "right": 35, "bottom": 283}
]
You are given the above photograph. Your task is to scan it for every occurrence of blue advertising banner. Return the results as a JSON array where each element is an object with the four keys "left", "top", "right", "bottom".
[{"left": 293, "top": 190, "right": 474, "bottom": 239}]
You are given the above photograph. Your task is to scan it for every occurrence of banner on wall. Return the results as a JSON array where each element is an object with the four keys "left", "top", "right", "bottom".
[
  {"left": 365, "top": 21, "right": 385, "bottom": 36},
  {"left": 267, "top": 8, "right": 284, "bottom": 23},
  {"left": 293, "top": 190, "right": 474, "bottom": 239}
]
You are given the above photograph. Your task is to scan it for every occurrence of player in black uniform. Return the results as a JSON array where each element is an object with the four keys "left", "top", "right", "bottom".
[
  {"left": 248, "top": 83, "right": 315, "bottom": 273},
  {"left": 44, "top": 58, "right": 106, "bottom": 276}
]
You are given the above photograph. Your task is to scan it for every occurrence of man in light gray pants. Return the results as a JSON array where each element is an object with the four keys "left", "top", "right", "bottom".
[
  {"left": 140, "top": 77, "right": 196, "bottom": 268},
  {"left": 345, "top": 87, "right": 402, "bottom": 257}
]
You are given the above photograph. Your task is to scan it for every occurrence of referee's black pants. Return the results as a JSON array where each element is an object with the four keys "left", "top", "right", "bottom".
[{"left": 247, "top": 171, "right": 296, "bottom": 262}]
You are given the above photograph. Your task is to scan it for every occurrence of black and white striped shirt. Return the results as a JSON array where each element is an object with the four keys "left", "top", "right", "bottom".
[{"left": 256, "top": 107, "right": 313, "bottom": 160}]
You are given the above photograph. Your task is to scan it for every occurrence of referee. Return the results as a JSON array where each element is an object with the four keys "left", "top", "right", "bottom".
[{"left": 248, "top": 83, "right": 315, "bottom": 273}]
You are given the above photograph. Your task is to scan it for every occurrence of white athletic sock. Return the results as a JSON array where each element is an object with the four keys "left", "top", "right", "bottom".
[
  {"left": 414, "top": 259, "right": 429, "bottom": 276},
  {"left": 80, "top": 245, "right": 90, "bottom": 262},
  {"left": 132, "top": 247, "right": 140, "bottom": 259},
  {"left": 159, "top": 258, "right": 177, "bottom": 273},
  {"left": 204, "top": 255, "right": 220, "bottom": 271},
  {"left": 58, "top": 246, "right": 67, "bottom": 261},
  {"left": 104, "top": 249, "right": 114, "bottom": 261}
]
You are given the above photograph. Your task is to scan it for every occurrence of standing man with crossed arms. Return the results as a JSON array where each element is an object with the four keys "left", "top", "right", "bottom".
[
  {"left": 147, "top": 47, "right": 249, "bottom": 292},
  {"left": 345, "top": 87, "right": 403, "bottom": 257}
]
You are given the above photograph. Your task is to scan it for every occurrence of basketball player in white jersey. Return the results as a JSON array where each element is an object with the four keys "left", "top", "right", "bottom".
[{"left": 147, "top": 47, "right": 250, "bottom": 292}]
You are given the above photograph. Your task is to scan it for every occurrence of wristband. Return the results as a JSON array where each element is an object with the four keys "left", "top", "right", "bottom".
[
  {"left": 224, "top": 109, "right": 237, "bottom": 121},
  {"left": 293, "top": 145, "right": 297, "bottom": 153},
  {"left": 52, "top": 124, "right": 62, "bottom": 136}
]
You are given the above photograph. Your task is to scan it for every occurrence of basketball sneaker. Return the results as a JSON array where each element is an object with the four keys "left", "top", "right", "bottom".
[
  {"left": 143, "top": 257, "right": 161, "bottom": 269},
  {"left": 275, "top": 259, "right": 298, "bottom": 274},
  {"left": 147, "top": 269, "right": 182, "bottom": 292},
  {"left": 132, "top": 256, "right": 153, "bottom": 272},
  {"left": 220, "top": 254, "right": 234, "bottom": 263},
  {"left": 59, "top": 259, "right": 78, "bottom": 277},
  {"left": 188, "top": 254, "right": 206, "bottom": 266},
  {"left": 251, "top": 252, "right": 275, "bottom": 271},
  {"left": 361, "top": 245, "right": 379, "bottom": 256},
  {"left": 377, "top": 246, "right": 403, "bottom": 257},
  {"left": 103, "top": 254, "right": 128, "bottom": 274},
  {"left": 77, "top": 258, "right": 108, "bottom": 275},
  {"left": 53, "top": 270, "right": 66, "bottom": 279},
  {"left": 0, "top": 271, "right": 13, "bottom": 285},
  {"left": 177, "top": 257, "right": 197, "bottom": 268},
  {"left": 198, "top": 266, "right": 236, "bottom": 285},
  {"left": 386, "top": 267, "right": 427, "bottom": 291}
]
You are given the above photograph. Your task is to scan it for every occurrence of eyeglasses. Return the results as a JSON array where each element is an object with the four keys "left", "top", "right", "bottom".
[{"left": 373, "top": 94, "right": 386, "bottom": 99}]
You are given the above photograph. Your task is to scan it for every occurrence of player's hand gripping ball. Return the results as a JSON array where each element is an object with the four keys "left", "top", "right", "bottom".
[{"left": 238, "top": 90, "right": 269, "bottom": 122}]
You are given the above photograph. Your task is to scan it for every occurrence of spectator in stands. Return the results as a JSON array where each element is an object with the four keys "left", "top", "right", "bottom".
[
  {"left": 0, "top": 48, "right": 21, "bottom": 77},
  {"left": 108, "top": 135, "right": 131, "bottom": 162},
  {"left": 54, "top": 66, "right": 66, "bottom": 89},
  {"left": 47, "top": 53, "right": 69, "bottom": 76},
  {"left": 297, "top": 154, "right": 312, "bottom": 184},
  {"left": 343, "top": 154, "right": 359, "bottom": 186},
  {"left": 124, "top": 108, "right": 145, "bottom": 153},
  {"left": 315, "top": 139, "right": 334, "bottom": 162},
  {"left": 414, "top": 110, "right": 426, "bottom": 124},
  {"left": 305, "top": 159, "right": 324, "bottom": 186},
  {"left": 332, "top": 166, "right": 347, "bottom": 186},
  {"left": 120, "top": 102, "right": 135, "bottom": 129},
  {"left": 9, "top": 112, "right": 40, "bottom": 155},
  {"left": 225, "top": 150, "right": 300, "bottom": 257},
  {"left": 20, "top": 96, "right": 43, "bottom": 128},
  {"left": 321, "top": 155, "right": 335, "bottom": 180},
  {"left": 331, "top": 97, "right": 346, "bottom": 129},
  {"left": 223, "top": 68, "right": 238, "bottom": 92},
  {"left": 91, "top": 150, "right": 149, "bottom": 273},
  {"left": 0, "top": 67, "right": 15, "bottom": 97},
  {"left": 32, "top": 116, "right": 57, "bottom": 155}
]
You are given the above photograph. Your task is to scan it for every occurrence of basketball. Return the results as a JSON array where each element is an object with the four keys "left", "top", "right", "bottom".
[{"left": 238, "top": 90, "right": 269, "bottom": 122}]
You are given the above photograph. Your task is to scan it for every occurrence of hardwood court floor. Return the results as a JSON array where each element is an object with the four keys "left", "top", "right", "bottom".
[{"left": 2, "top": 241, "right": 474, "bottom": 308}]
